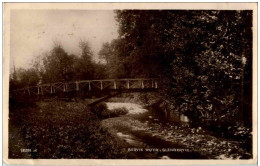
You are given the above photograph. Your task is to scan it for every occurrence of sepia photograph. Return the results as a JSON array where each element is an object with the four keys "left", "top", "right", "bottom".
[{"left": 3, "top": 2, "right": 257, "bottom": 165}]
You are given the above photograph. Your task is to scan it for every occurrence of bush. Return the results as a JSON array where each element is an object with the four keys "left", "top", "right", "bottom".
[
  {"left": 91, "top": 103, "right": 128, "bottom": 119},
  {"left": 90, "top": 102, "right": 108, "bottom": 118}
]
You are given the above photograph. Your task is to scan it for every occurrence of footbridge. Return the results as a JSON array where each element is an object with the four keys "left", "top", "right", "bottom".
[{"left": 12, "top": 78, "right": 158, "bottom": 97}]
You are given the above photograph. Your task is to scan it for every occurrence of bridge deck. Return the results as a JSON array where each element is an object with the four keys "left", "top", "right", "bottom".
[{"left": 12, "top": 78, "right": 158, "bottom": 96}]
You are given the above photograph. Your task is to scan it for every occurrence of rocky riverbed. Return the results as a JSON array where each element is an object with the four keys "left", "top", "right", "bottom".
[{"left": 102, "top": 102, "right": 252, "bottom": 159}]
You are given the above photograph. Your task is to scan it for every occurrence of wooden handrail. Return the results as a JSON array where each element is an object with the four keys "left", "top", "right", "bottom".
[{"left": 12, "top": 78, "right": 158, "bottom": 93}]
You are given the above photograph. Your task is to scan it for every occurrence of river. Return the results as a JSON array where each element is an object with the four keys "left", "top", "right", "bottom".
[
  {"left": 101, "top": 102, "right": 251, "bottom": 159},
  {"left": 102, "top": 102, "right": 206, "bottom": 159}
]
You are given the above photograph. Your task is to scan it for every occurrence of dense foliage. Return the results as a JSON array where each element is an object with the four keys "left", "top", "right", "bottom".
[{"left": 109, "top": 10, "right": 252, "bottom": 127}]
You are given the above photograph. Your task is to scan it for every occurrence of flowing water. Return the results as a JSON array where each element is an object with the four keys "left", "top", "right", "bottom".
[
  {"left": 102, "top": 102, "right": 206, "bottom": 159},
  {"left": 102, "top": 102, "right": 250, "bottom": 159}
]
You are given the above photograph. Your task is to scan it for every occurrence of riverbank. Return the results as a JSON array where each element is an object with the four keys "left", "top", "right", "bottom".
[{"left": 9, "top": 100, "right": 128, "bottom": 158}]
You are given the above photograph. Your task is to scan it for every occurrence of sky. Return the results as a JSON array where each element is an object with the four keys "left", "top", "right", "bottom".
[{"left": 10, "top": 10, "right": 119, "bottom": 69}]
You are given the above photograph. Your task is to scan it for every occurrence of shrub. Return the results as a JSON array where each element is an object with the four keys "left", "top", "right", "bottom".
[
  {"left": 90, "top": 102, "right": 108, "bottom": 118},
  {"left": 91, "top": 103, "right": 128, "bottom": 119}
]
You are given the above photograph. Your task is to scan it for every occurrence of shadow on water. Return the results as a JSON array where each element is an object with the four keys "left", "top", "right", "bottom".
[{"left": 136, "top": 104, "right": 190, "bottom": 128}]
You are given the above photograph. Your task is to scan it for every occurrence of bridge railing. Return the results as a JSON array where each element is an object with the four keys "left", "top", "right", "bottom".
[{"left": 11, "top": 78, "right": 158, "bottom": 96}]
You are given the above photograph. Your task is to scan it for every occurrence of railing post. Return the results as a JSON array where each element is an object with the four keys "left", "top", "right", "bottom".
[
  {"left": 114, "top": 81, "right": 117, "bottom": 89},
  {"left": 141, "top": 80, "right": 144, "bottom": 89},
  {"left": 63, "top": 84, "right": 66, "bottom": 92},
  {"left": 100, "top": 81, "right": 103, "bottom": 90},
  {"left": 155, "top": 80, "right": 158, "bottom": 89},
  {"left": 88, "top": 81, "right": 91, "bottom": 91},
  {"left": 37, "top": 87, "right": 40, "bottom": 95},
  {"left": 76, "top": 81, "right": 79, "bottom": 91},
  {"left": 127, "top": 80, "right": 130, "bottom": 89}
]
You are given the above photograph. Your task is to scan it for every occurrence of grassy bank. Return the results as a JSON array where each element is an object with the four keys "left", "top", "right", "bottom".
[{"left": 9, "top": 100, "right": 128, "bottom": 159}]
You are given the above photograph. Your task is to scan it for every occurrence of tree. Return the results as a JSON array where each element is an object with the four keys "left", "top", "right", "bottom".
[
  {"left": 41, "top": 44, "right": 75, "bottom": 83},
  {"left": 99, "top": 42, "right": 113, "bottom": 65},
  {"left": 73, "top": 41, "right": 95, "bottom": 80},
  {"left": 98, "top": 39, "right": 127, "bottom": 78},
  {"left": 9, "top": 68, "right": 40, "bottom": 89},
  {"left": 114, "top": 10, "right": 252, "bottom": 126},
  {"left": 115, "top": 10, "right": 168, "bottom": 78}
]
